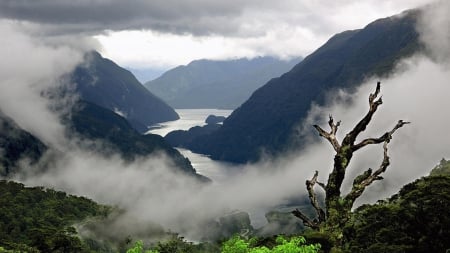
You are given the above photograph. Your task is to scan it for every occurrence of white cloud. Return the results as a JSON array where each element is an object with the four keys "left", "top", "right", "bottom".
[
  {"left": 1, "top": 0, "right": 447, "bottom": 243},
  {"left": 0, "top": 20, "right": 85, "bottom": 149},
  {"left": 95, "top": 0, "right": 434, "bottom": 69},
  {"left": 0, "top": 0, "right": 435, "bottom": 69}
]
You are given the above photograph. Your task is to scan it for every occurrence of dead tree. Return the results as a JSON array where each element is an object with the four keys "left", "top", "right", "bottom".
[{"left": 292, "top": 82, "right": 409, "bottom": 245}]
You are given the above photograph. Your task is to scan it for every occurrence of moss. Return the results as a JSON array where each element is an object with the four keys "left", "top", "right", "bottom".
[{"left": 339, "top": 145, "right": 351, "bottom": 169}]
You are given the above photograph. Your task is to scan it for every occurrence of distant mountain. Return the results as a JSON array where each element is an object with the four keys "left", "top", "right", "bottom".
[
  {"left": 127, "top": 67, "right": 165, "bottom": 83},
  {"left": 0, "top": 111, "right": 47, "bottom": 176},
  {"left": 144, "top": 57, "right": 300, "bottom": 109},
  {"left": 185, "top": 10, "right": 422, "bottom": 163},
  {"left": 72, "top": 51, "right": 179, "bottom": 133}
]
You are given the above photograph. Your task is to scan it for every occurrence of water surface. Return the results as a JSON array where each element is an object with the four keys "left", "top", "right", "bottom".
[{"left": 147, "top": 109, "right": 232, "bottom": 137}]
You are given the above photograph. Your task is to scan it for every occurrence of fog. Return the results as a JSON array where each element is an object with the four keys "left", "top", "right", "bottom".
[
  {"left": 0, "top": 21, "right": 85, "bottom": 149},
  {"left": 0, "top": 0, "right": 449, "bottom": 243}
]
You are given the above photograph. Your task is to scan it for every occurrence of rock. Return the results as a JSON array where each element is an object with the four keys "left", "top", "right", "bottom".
[{"left": 205, "top": 115, "right": 226, "bottom": 124}]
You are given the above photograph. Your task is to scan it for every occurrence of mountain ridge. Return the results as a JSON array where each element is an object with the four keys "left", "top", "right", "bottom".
[
  {"left": 145, "top": 56, "right": 300, "bottom": 109},
  {"left": 183, "top": 10, "right": 422, "bottom": 163},
  {"left": 73, "top": 51, "right": 179, "bottom": 133}
]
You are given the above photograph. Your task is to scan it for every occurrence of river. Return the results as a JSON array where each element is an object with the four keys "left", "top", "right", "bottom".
[
  {"left": 147, "top": 109, "right": 295, "bottom": 228},
  {"left": 147, "top": 109, "right": 232, "bottom": 137},
  {"left": 147, "top": 109, "right": 237, "bottom": 181}
]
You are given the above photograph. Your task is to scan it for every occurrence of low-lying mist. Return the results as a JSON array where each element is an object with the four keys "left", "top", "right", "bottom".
[{"left": 1, "top": 0, "right": 449, "bottom": 243}]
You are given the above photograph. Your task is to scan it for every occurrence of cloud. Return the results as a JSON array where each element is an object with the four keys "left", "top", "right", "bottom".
[
  {"left": 1, "top": 0, "right": 448, "bottom": 243},
  {"left": 0, "top": 20, "right": 87, "bottom": 149},
  {"left": 301, "top": 56, "right": 450, "bottom": 206},
  {"left": 0, "top": 0, "right": 433, "bottom": 69},
  {"left": 417, "top": 0, "right": 450, "bottom": 63},
  {"left": 19, "top": 51, "right": 450, "bottom": 239},
  {"left": 297, "top": 0, "right": 450, "bottom": 205},
  {"left": 0, "top": 0, "right": 432, "bottom": 37},
  {"left": 92, "top": 0, "right": 433, "bottom": 68}
]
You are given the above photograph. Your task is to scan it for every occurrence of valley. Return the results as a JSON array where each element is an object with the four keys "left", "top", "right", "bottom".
[{"left": 0, "top": 1, "right": 449, "bottom": 252}]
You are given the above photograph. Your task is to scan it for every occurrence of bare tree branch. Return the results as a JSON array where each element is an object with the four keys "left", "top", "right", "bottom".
[
  {"left": 351, "top": 134, "right": 389, "bottom": 152},
  {"left": 342, "top": 82, "right": 383, "bottom": 147},
  {"left": 292, "top": 209, "right": 319, "bottom": 229},
  {"left": 292, "top": 170, "right": 327, "bottom": 229},
  {"left": 293, "top": 82, "right": 409, "bottom": 242},
  {"left": 324, "top": 82, "right": 385, "bottom": 209},
  {"left": 306, "top": 171, "right": 326, "bottom": 223},
  {"left": 344, "top": 120, "right": 410, "bottom": 205},
  {"left": 352, "top": 120, "right": 410, "bottom": 151},
  {"left": 313, "top": 115, "right": 341, "bottom": 152}
]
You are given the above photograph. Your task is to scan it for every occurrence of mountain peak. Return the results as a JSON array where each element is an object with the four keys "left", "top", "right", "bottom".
[
  {"left": 185, "top": 9, "right": 422, "bottom": 163},
  {"left": 72, "top": 51, "right": 179, "bottom": 133},
  {"left": 145, "top": 56, "right": 300, "bottom": 109}
]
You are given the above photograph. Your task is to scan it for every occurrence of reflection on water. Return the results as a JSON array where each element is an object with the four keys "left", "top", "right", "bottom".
[
  {"left": 176, "top": 148, "right": 242, "bottom": 182},
  {"left": 147, "top": 109, "right": 232, "bottom": 137},
  {"left": 147, "top": 109, "right": 235, "bottom": 181}
]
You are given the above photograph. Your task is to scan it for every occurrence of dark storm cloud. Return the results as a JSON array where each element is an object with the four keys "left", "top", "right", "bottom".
[
  {"left": 0, "top": 0, "right": 259, "bottom": 35},
  {"left": 0, "top": 0, "right": 431, "bottom": 37}
]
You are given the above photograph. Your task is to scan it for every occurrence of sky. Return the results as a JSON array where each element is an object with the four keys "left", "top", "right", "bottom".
[{"left": 0, "top": 0, "right": 433, "bottom": 75}]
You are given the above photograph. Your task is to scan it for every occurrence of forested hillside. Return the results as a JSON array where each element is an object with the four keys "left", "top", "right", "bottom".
[
  {"left": 73, "top": 51, "right": 179, "bottom": 133},
  {"left": 186, "top": 10, "right": 422, "bottom": 163},
  {"left": 0, "top": 112, "right": 47, "bottom": 177},
  {"left": 344, "top": 164, "right": 450, "bottom": 252},
  {"left": 68, "top": 101, "right": 205, "bottom": 179},
  {"left": 2, "top": 159, "right": 448, "bottom": 253},
  {"left": 0, "top": 181, "right": 108, "bottom": 252}
]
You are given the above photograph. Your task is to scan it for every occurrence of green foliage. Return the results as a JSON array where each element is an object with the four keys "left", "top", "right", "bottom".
[
  {"left": 430, "top": 158, "right": 450, "bottom": 176},
  {"left": 0, "top": 111, "right": 47, "bottom": 176},
  {"left": 126, "top": 236, "right": 220, "bottom": 253},
  {"left": 126, "top": 241, "right": 158, "bottom": 253},
  {"left": 344, "top": 175, "right": 450, "bottom": 252},
  {"left": 0, "top": 180, "right": 108, "bottom": 252},
  {"left": 221, "top": 235, "right": 320, "bottom": 253}
]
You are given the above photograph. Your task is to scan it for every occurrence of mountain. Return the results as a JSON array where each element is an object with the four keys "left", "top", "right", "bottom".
[
  {"left": 144, "top": 57, "right": 300, "bottom": 109},
  {"left": 67, "top": 101, "right": 208, "bottom": 181},
  {"left": 429, "top": 158, "right": 450, "bottom": 176},
  {"left": 127, "top": 67, "right": 165, "bottom": 83},
  {"left": 0, "top": 102, "right": 206, "bottom": 181},
  {"left": 0, "top": 180, "right": 107, "bottom": 253},
  {"left": 345, "top": 172, "right": 450, "bottom": 252},
  {"left": 0, "top": 111, "right": 47, "bottom": 176},
  {"left": 185, "top": 10, "right": 422, "bottom": 163},
  {"left": 72, "top": 51, "right": 179, "bottom": 133}
]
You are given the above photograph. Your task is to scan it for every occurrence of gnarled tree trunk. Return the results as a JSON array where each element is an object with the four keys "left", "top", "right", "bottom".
[{"left": 292, "top": 82, "right": 409, "bottom": 250}]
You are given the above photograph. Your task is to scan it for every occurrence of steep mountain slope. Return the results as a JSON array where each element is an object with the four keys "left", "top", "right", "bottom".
[
  {"left": 0, "top": 180, "right": 107, "bottom": 253},
  {"left": 68, "top": 101, "right": 208, "bottom": 181},
  {"left": 0, "top": 102, "right": 205, "bottom": 181},
  {"left": 0, "top": 111, "right": 47, "bottom": 176},
  {"left": 188, "top": 10, "right": 422, "bottom": 163},
  {"left": 72, "top": 51, "right": 179, "bottom": 133},
  {"left": 345, "top": 172, "right": 450, "bottom": 252},
  {"left": 145, "top": 57, "right": 299, "bottom": 109}
]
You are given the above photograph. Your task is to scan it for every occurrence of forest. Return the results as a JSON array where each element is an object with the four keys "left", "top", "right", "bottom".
[{"left": 0, "top": 159, "right": 448, "bottom": 252}]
